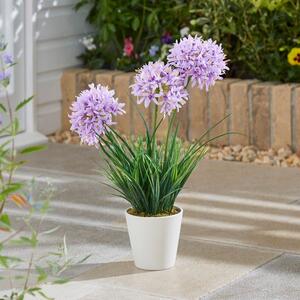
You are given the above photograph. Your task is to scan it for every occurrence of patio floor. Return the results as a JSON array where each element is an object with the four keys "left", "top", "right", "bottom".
[{"left": 2, "top": 143, "right": 300, "bottom": 299}]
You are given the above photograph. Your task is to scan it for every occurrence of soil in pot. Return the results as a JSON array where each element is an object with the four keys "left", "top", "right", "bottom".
[{"left": 127, "top": 206, "right": 180, "bottom": 217}]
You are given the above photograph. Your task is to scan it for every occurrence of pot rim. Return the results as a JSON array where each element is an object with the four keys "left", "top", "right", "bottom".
[{"left": 125, "top": 206, "right": 183, "bottom": 219}]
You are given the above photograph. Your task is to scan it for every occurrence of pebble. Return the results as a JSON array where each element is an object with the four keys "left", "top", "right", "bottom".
[{"left": 48, "top": 131, "right": 300, "bottom": 168}]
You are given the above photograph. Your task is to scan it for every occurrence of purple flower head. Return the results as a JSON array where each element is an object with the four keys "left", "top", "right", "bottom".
[
  {"left": 69, "top": 83, "right": 125, "bottom": 146},
  {"left": 2, "top": 53, "right": 13, "bottom": 65},
  {"left": 0, "top": 70, "right": 11, "bottom": 82},
  {"left": 161, "top": 32, "right": 173, "bottom": 44},
  {"left": 149, "top": 45, "right": 159, "bottom": 57},
  {"left": 131, "top": 61, "right": 188, "bottom": 116},
  {"left": 167, "top": 35, "right": 228, "bottom": 90}
]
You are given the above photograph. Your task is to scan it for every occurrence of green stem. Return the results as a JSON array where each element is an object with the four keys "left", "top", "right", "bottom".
[
  {"left": 134, "top": 0, "right": 146, "bottom": 52},
  {"left": 163, "top": 111, "right": 176, "bottom": 163},
  {"left": 151, "top": 105, "right": 158, "bottom": 157},
  {"left": 0, "top": 59, "right": 15, "bottom": 215}
]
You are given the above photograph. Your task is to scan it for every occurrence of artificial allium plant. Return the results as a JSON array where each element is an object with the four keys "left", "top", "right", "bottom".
[{"left": 70, "top": 35, "right": 229, "bottom": 216}]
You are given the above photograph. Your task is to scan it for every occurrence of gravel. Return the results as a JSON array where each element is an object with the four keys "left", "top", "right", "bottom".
[{"left": 48, "top": 130, "right": 300, "bottom": 168}]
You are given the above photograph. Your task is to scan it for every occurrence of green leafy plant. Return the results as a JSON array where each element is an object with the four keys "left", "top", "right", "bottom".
[
  {"left": 76, "top": 0, "right": 300, "bottom": 82},
  {"left": 190, "top": 0, "right": 300, "bottom": 82},
  {"left": 0, "top": 41, "right": 89, "bottom": 299},
  {"left": 99, "top": 110, "right": 229, "bottom": 216},
  {"left": 0, "top": 182, "right": 90, "bottom": 300},
  {"left": 75, "top": 0, "right": 192, "bottom": 71}
]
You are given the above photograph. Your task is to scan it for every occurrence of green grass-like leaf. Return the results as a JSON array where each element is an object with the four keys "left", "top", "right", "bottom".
[{"left": 98, "top": 113, "right": 229, "bottom": 216}]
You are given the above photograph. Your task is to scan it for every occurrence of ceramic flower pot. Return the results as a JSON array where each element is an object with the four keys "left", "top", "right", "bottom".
[{"left": 125, "top": 207, "right": 183, "bottom": 270}]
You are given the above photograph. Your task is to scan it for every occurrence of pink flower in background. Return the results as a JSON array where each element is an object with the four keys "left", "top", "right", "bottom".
[{"left": 123, "top": 37, "right": 134, "bottom": 57}]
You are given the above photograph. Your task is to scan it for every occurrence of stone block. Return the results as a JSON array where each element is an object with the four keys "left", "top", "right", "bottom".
[
  {"left": 209, "top": 79, "right": 237, "bottom": 146},
  {"left": 271, "top": 84, "right": 292, "bottom": 149},
  {"left": 188, "top": 86, "right": 209, "bottom": 142},
  {"left": 114, "top": 73, "right": 134, "bottom": 136},
  {"left": 251, "top": 83, "right": 272, "bottom": 149},
  {"left": 61, "top": 68, "right": 87, "bottom": 130}
]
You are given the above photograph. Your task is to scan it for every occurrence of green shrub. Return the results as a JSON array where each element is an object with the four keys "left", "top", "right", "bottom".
[
  {"left": 75, "top": 0, "right": 192, "bottom": 71},
  {"left": 76, "top": 0, "right": 300, "bottom": 82},
  {"left": 190, "top": 0, "right": 300, "bottom": 82}
]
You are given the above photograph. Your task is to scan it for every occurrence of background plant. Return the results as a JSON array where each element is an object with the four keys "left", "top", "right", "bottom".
[
  {"left": 0, "top": 42, "right": 89, "bottom": 299},
  {"left": 190, "top": 0, "right": 300, "bottom": 82},
  {"left": 75, "top": 0, "right": 192, "bottom": 71},
  {"left": 76, "top": 0, "right": 300, "bottom": 82}
]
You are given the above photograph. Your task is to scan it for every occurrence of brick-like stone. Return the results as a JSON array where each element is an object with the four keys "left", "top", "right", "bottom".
[
  {"left": 188, "top": 86, "right": 209, "bottom": 142},
  {"left": 95, "top": 70, "right": 122, "bottom": 89},
  {"left": 77, "top": 70, "right": 99, "bottom": 92},
  {"left": 209, "top": 79, "right": 237, "bottom": 145},
  {"left": 230, "top": 80, "right": 252, "bottom": 145},
  {"left": 176, "top": 102, "right": 189, "bottom": 140},
  {"left": 61, "top": 69, "right": 297, "bottom": 150},
  {"left": 61, "top": 68, "right": 87, "bottom": 130},
  {"left": 271, "top": 84, "right": 292, "bottom": 149},
  {"left": 251, "top": 83, "right": 271, "bottom": 149},
  {"left": 156, "top": 116, "right": 169, "bottom": 141},
  {"left": 294, "top": 87, "right": 300, "bottom": 151},
  {"left": 114, "top": 73, "right": 133, "bottom": 136},
  {"left": 131, "top": 97, "right": 151, "bottom": 137}
]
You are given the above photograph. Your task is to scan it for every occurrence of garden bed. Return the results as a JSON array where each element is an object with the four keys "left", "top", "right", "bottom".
[
  {"left": 48, "top": 129, "right": 300, "bottom": 168},
  {"left": 61, "top": 68, "right": 300, "bottom": 151}
]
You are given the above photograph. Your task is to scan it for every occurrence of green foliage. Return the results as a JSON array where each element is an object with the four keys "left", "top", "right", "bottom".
[
  {"left": 190, "top": 0, "right": 300, "bottom": 82},
  {"left": 0, "top": 43, "right": 90, "bottom": 299},
  {"left": 76, "top": 0, "right": 300, "bottom": 82},
  {"left": 75, "top": 0, "right": 192, "bottom": 71},
  {"left": 98, "top": 108, "right": 229, "bottom": 216}
]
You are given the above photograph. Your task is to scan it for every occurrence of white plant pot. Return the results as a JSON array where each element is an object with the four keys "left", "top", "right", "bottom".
[{"left": 125, "top": 207, "right": 183, "bottom": 270}]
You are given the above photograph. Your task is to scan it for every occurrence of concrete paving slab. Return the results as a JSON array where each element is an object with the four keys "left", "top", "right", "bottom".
[
  {"left": 201, "top": 254, "right": 300, "bottom": 300},
  {"left": 1, "top": 229, "right": 278, "bottom": 299},
  {"left": 21, "top": 143, "right": 104, "bottom": 177},
  {"left": 4, "top": 143, "right": 300, "bottom": 299},
  {"left": 22, "top": 143, "right": 300, "bottom": 203},
  {"left": 178, "top": 193, "right": 300, "bottom": 253},
  {"left": 71, "top": 240, "right": 278, "bottom": 300},
  {"left": 7, "top": 281, "right": 172, "bottom": 300}
]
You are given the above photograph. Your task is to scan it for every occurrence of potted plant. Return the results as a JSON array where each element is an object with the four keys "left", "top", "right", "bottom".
[{"left": 69, "top": 35, "right": 228, "bottom": 270}]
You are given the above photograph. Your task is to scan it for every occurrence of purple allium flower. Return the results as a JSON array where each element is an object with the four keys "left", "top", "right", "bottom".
[
  {"left": 2, "top": 53, "right": 13, "bottom": 65},
  {"left": 161, "top": 32, "right": 173, "bottom": 44},
  {"left": 69, "top": 83, "right": 125, "bottom": 146},
  {"left": 149, "top": 45, "right": 159, "bottom": 57},
  {"left": 167, "top": 35, "right": 228, "bottom": 90},
  {"left": 0, "top": 70, "right": 10, "bottom": 82},
  {"left": 131, "top": 61, "right": 188, "bottom": 116}
]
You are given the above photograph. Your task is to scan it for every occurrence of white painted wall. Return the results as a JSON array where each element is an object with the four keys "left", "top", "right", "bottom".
[{"left": 35, "top": 0, "right": 91, "bottom": 134}]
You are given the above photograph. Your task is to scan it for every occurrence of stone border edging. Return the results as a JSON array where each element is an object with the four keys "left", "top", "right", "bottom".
[{"left": 61, "top": 68, "right": 300, "bottom": 150}]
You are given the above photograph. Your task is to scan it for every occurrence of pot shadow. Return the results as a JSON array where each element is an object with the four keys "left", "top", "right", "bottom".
[{"left": 66, "top": 260, "right": 145, "bottom": 281}]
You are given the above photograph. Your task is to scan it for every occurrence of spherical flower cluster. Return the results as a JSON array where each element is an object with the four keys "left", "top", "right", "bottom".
[
  {"left": 167, "top": 35, "right": 228, "bottom": 90},
  {"left": 69, "top": 84, "right": 125, "bottom": 146},
  {"left": 131, "top": 61, "right": 188, "bottom": 116}
]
